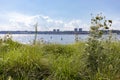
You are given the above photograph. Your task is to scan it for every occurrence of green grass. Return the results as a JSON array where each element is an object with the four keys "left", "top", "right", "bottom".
[{"left": 0, "top": 39, "right": 120, "bottom": 80}]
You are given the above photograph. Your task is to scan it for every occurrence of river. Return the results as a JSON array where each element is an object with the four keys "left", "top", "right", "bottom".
[{"left": 0, "top": 34, "right": 120, "bottom": 44}]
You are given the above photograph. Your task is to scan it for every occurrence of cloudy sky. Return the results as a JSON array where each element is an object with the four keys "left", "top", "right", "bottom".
[{"left": 0, "top": 0, "right": 120, "bottom": 31}]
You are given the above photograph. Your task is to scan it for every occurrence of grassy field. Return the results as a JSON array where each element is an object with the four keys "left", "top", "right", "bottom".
[{"left": 0, "top": 36, "right": 120, "bottom": 80}]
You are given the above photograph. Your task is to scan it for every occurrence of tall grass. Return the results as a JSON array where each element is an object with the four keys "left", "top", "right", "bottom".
[{"left": 0, "top": 37, "right": 119, "bottom": 80}]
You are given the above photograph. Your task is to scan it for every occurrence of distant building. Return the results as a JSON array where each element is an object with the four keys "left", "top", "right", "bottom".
[
  {"left": 53, "top": 29, "right": 56, "bottom": 32},
  {"left": 74, "top": 28, "right": 78, "bottom": 32},
  {"left": 79, "top": 28, "right": 82, "bottom": 32},
  {"left": 57, "top": 29, "right": 60, "bottom": 32}
]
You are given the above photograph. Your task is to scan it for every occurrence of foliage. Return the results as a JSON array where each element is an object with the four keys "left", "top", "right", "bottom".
[
  {"left": 0, "top": 38, "right": 119, "bottom": 80},
  {"left": 85, "top": 13, "right": 112, "bottom": 74}
]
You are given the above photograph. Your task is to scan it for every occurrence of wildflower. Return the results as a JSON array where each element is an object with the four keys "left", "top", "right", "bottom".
[
  {"left": 0, "top": 58, "right": 3, "bottom": 61},
  {"left": 100, "top": 57, "right": 103, "bottom": 59},
  {"left": 87, "top": 53, "right": 90, "bottom": 55},
  {"left": 109, "top": 64, "right": 113, "bottom": 70},
  {"left": 85, "top": 43, "right": 89, "bottom": 46},
  {"left": 96, "top": 59, "right": 99, "bottom": 62},
  {"left": 8, "top": 76, "right": 13, "bottom": 80},
  {"left": 90, "top": 26, "right": 96, "bottom": 30}
]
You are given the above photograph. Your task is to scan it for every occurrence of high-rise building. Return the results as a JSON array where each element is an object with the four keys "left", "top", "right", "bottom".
[
  {"left": 57, "top": 29, "right": 60, "bottom": 32},
  {"left": 74, "top": 28, "right": 78, "bottom": 32},
  {"left": 79, "top": 28, "right": 82, "bottom": 32},
  {"left": 53, "top": 29, "right": 56, "bottom": 32}
]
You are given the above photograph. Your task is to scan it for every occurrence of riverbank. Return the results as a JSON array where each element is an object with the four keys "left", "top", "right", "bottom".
[{"left": 0, "top": 38, "right": 120, "bottom": 80}]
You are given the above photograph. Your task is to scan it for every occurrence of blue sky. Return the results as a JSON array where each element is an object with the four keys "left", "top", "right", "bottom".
[{"left": 0, "top": 0, "right": 120, "bottom": 31}]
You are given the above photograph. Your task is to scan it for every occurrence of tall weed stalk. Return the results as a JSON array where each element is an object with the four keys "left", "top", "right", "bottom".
[
  {"left": 33, "top": 23, "right": 38, "bottom": 45},
  {"left": 85, "top": 13, "right": 112, "bottom": 75}
]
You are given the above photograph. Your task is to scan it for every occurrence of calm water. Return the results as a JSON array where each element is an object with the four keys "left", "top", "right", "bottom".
[{"left": 0, "top": 34, "right": 120, "bottom": 44}]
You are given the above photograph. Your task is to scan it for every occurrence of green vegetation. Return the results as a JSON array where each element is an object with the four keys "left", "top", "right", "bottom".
[
  {"left": 0, "top": 36, "right": 120, "bottom": 80},
  {"left": 0, "top": 14, "right": 120, "bottom": 80}
]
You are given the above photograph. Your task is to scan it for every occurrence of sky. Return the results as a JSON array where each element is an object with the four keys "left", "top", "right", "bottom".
[{"left": 0, "top": 0, "right": 120, "bottom": 31}]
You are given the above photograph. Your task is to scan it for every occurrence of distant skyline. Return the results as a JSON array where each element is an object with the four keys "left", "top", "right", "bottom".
[{"left": 0, "top": 0, "right": 120, "bottom": 31}]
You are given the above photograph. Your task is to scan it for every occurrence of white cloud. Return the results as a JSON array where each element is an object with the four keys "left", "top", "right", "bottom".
[
  {"left": 0, "top": 12, "right": 120, "bottom": 31},
  {"left": 0, "top": 12, "right": 89, "bottom": 31},
  {"left": 64, "top": 20, "right": 90, "bottom": 31},
  {"left": 111, "top": 20, "right": 120, "bottom": 30}
]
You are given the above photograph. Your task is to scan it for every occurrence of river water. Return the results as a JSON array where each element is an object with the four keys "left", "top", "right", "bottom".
[{"left": 0, "top": 34, "right": 120, "bottom": 44}]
